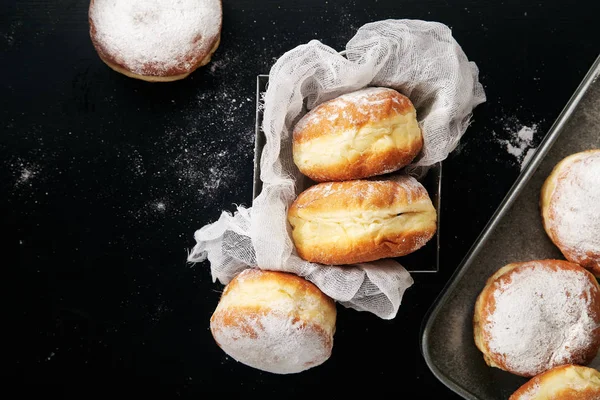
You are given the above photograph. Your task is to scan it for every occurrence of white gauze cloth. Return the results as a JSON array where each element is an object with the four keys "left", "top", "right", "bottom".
[{"left": 188, "top": 19, "right": 486, "bottom": 319}]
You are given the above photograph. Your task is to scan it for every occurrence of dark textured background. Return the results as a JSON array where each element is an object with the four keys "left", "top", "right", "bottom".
[{"left": 2, "top": 0, "right": 599, "bottom": 395}]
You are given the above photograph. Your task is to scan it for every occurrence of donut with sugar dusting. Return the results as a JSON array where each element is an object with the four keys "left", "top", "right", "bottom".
[
  {"left": 287, "top": 175, "right": 437, "bottom": 265},
  {"left": 540, "top": 149, "right": 600, "bottom": 277},
  {"left": 89, "top": 0, "right": 222, "bottom": 82},
  {"left": 473, "top": 259, "right": 600, "bottom": 378},
  {"left": 292, "top": 87, "right": 423, "bottom": 182},
  {"left": 509, "top": 364, "right": 600, "bottom": 400},
  {"left": 210, "top": 269, "right": 336, "bottom": 374}
]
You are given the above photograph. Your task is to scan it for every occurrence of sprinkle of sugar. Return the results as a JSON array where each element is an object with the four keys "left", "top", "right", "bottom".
[
  {"left": 517, "top": 125, "right": 535, "bottom": 143},
  {"left": 493, "top": 116, "right": 540, "bottom": 169},
  {"left": 520, "top": 147, "right": 537, "bottom": 171},
  {"left": 12, "top": 160, "right": 41, "bottom": 188},
  {"left": 294, "top": 87, "right": 412, "bottom": 133},
  {"left": 90, "top": 0, "right": 222, "bottom": 75},
  {"left": 503, "top": 125, "right": 537, "bottom": 157},
  {"left": 148, "top": 302, "right": 171, "bottom": 325},
  {"left": 485, "top": 262, "right": 599, "bottom": 377},
  {"left": 546, "top": 152, "right": 600, "bottom": 266},
  {"left": 125, "top": 87, "right": 254, "bottom": 222},
  {"left": 4, "top": 13, "right": 267, "bottom": 235},
  {"left": 19, "top": 168, "right": 34, "bottom": 183},
  {"left": 296, "top": 175, "right": 425, "bottom": 209}
]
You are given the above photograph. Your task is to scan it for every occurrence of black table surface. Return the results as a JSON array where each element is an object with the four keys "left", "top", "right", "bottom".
[{"left": 3, "top": 0, "right": 599, "bottom": 395}]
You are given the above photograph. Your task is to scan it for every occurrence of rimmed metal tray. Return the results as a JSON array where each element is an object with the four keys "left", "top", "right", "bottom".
[
  {"left": 253, "top": 74, "right": 442, "bottom": 273},
  {"left": 421, "top": 54, "right": 600, "bottom": 400}
]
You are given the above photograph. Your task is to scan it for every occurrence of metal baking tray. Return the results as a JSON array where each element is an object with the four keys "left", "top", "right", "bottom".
[
  {"left": 421, "top": 54, "right": 600, "bottom": 400},
  {"left": 253, "top": 74, "right": 442, "bottom": 273}
]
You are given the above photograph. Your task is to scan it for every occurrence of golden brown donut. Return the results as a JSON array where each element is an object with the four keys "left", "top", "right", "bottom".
[
  {"left": 540, "top": 149, "right": 600, "bottom": 277},
  {"left": 89, "top": 0, "right": 222, "bottom": 82},
  {"left": 473, "top": 260, "right": 600, "bottom": 378},
  {"left": 210, "top": 269, "right": 336, "bottom": 374},
  {"left": 292, "top": 87, "right": 423, "bottom": 182},
  {"left": 509, "top": 364, "right": 600, "bottom": 400},
  {"left": 287, "top": 175, "right": 437, "bottom": 265}
]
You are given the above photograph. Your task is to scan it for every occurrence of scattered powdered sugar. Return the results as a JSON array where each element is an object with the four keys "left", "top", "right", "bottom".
[
  {"left": 128, "top": 122, "right": 254, "bottom": 222},
  {"left": 90, "top": 0, "right": 222, "bottom": 75},
  {"left": 17, "top": 165, "right": 38, "bottom": 186},
  {"left": 485, "top": 262, "right": 600, "bottom": 376},
  {"left": 8, "top": 158, "right": 42, "bottom": 189},
  {"left": 168, "top": 131, "right": 253, "bottom": 201},
  {"left": 1, "top": 19, "right": 23, "bottom": 48},
  {"left": 548, "top": 152, "right": 600, "bottom": 264},
  {"left": 502, "top": 125, "right": 537, "bottom": 157},
  {"left": 211, "top": 311, "right": 331, "bottom": 374},
  {"left": 154, "top": 200, "right": 167, "bottom": 212},
  {"left": 492, "top": 116, "right": 541, "bottom": 170},
  {"left": 520, "top": 147, "right": 537, "bottom": 171}
]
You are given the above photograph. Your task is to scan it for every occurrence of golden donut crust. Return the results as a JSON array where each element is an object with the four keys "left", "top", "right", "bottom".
[
  {"left": 473, "top": 260, "right": 600, "bottom": 377},
  {"left": 292, "top": 87, "right": 423, "bottom": 182},
  {"left": 287, "top": 176, "right": 437, "bottom": 265},
  {"left": 540, "top": 149, "right": 600, "bottom": 277},
  {"left": 509, "top": 364, "right": 600, "bottom": 400}
]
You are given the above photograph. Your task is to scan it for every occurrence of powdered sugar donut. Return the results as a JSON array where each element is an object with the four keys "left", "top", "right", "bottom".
[
  {"left": 541, "top": 149, "right": 600, "bottom": 277},
  {"left": 89, "top": 0, "right": 222, "bottom": 82},
  {"left": 292, "top": 87, "right": 423, "bottom": 182},
  {"left": 287, "top": 175, "right": 437, "bottom": 265},
  {"left": 509, "top": 364, "right": 600, "bottom": 400},
  {"left": 210, "top": 269, "right": 336, "bottom": 374},
  {"left": 473, "top": 260, "right": 600, "bottom": 378}
]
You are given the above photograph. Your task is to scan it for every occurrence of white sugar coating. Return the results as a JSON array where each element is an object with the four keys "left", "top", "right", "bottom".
[
  {"left": 549, "top": 152, "right": 600, "bottom": 262},
  {"left": 333, "top": 86, "right": 397, "bottom": 103},
  {"left": 386, "top": 174, "right": 426, "bottom": 199},
  {"left": 212, "top": 311, "right": 331, "bottom": 374},
  {"left": 304, "top": 182, "right": 336, "bottom": 199},
  {"left": 293, "top": 87, "right": 411, "bottom": 133},
  {"left": 517, "top": 384, "right": 540, "bottom": 400},
  {"left": 90, "top": 0, "right": 222, "bottom": 75},
  {"left": 486, "top": 263, "right": 600, "bottom": 376},
  {"left": 299, "top": 175, "right": 426, "bottom": 206}
]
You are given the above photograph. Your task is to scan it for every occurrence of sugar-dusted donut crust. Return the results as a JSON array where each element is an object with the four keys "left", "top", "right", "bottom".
[
  {"left": 288, "top": 176, "right": 437, "bottom": 265},
  {"left": 509, "top": 364, "right": 600, "bottom": 400},
  {"left": 89, "top": 0, "right": 222, "bottom": 82},
  {"left": 292, "top": 87, "right": 423, "bottom": 181},
  {"left": 210, "top": 269, "right": 336, "bottom": 374}
]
